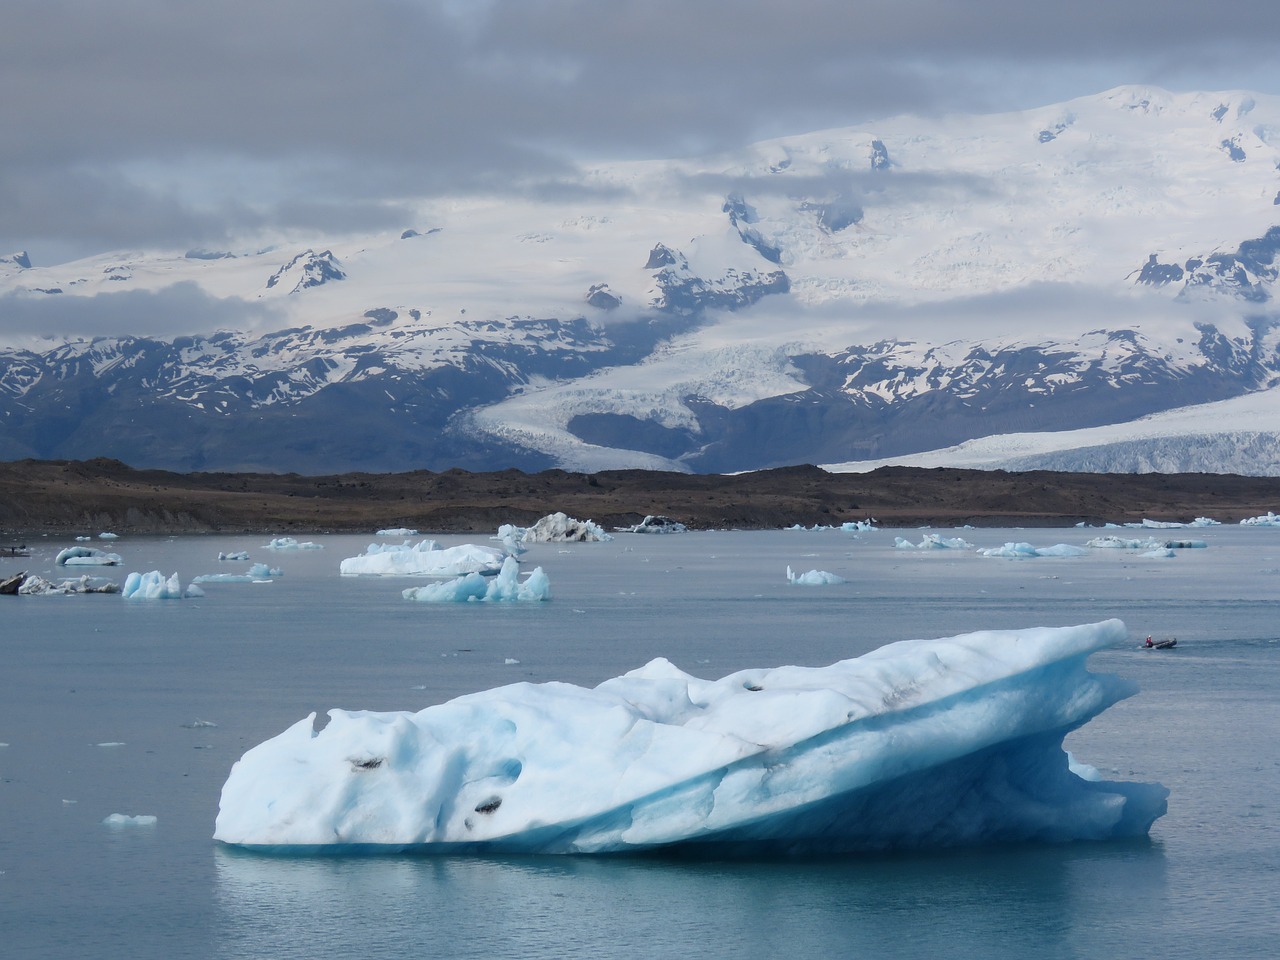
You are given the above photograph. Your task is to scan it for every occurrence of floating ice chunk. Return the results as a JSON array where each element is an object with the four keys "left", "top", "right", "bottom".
[
  {"left": 978, "top": 542, "right": 1089, "bottom": 558},
  {"left": 55, "top": 546, "right": 122, "bottom": 566},
  {"left": 218, "top": 551, "right": 250, "bottom": 561},
  {"left": 895, "top": 534, "right": 973, "bottom": 550},
  {"left": 1084, "top": 535, "right": 1164, "bottom": 550},
  {"left": 786, "top": 565, "right": 848, "bottom": 585},
  {"left": 184, "top": 583, "right": 206, "bottom": 598},
  {"left": 1240, "top": 512, "right": 1280, "bottom": 526},
  {"left": 376, "top": 528, "right": 418, "bottom": 536},
  {"left": 121, "top": 570, "right": 184, "bottom": 599},
  {"left": 341, "top": 541, "right": 506, "bottom": 577},
  {"left": 98, "top": 532, "right": 119, "bottom": 540},
  {"left": 616, "top": 515, "right": 688, "bottom": 534},
  {"left": 214, "top": 620, "right": 1167, "bottom": 855},
  {"left": 17, "top": 574, "right": 118, "bottom": 595},
  {"left": 402, "top": 557, "right": 550, "bottom": 603},
  {"left": 1163, "top": 539, "right": 1207, "bottom": 549},
  {"left": 263, "top": 537, "right": 324, "bottom": 550},
  {"left": 840, "top": 520, "right": 877, "bottom": 532},
  {"left": 1139, "top": 548, "right": 1176, "bottom": 559},
  {"left": 103, "top": 814, "right": 157, "bottom": 826},
  {"left": 518, "top": 512, "right": 612, "bottom": 542}
]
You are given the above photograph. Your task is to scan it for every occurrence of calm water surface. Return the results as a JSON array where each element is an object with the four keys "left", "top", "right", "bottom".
[{"left": 2, "top": 525, "right": 1278, "bottom": 959}]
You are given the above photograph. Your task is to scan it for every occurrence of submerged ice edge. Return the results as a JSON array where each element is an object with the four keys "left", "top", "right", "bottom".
[{"left": 214, "top": 620, "right": 1168, "bottom": 855}]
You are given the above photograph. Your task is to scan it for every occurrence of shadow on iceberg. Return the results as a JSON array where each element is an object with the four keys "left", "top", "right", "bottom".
[{"left": 214, "top": 620, "right": 1167, "bottom": 857}]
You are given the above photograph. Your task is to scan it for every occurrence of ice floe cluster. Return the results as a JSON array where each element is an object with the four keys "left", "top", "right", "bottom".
[{"left": 214, "top": 620, "right": 1167, "bottom": 855}]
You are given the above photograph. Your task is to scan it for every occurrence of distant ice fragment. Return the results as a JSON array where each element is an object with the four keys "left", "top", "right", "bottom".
[
  {"left": 218, "top": 551, "right": 250, "bottom": 561},
  {"left": 513, "top": 512, "right": 612, "bottom": 542},
  {"left": 215, "top": 620, "right": 1167, "bottom": 855},
  {"left": 894, "top": 534, "right": 974, "bottom": 550},
  {"left": 1241, "top": 511, "right": 1280, "bottom": 526},
  {"left": 785, "top": 565, "right": 848, "bottom": 585},
  {"left": 264, "top": 537, "right": 324, "bottom": 550},
  {"left": 376, "top": 528, "right": 418, "bottom": 536},
  {"left": 103, "top": 814, "right": 157, "bottom": 827},
  {"left": 978, "top": 542, "right": 1089, "bottom": 558},
  {"left": 616, "top": 515, "right": 688, "bottom": 534}
]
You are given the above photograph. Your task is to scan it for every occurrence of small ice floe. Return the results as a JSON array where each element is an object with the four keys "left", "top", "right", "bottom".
[
  {"left": 505, "top": 512, "right": 612, "bottom": 543},
  {"left": 977, "top": 542, "right": 1089, "bottom": 558},
  {"left": 1240, "top": 512, "right": 1280, "bottom": 527},
  {"left": 17, "top": 574, "right": 119, "bottom": 595},
  {"left": 182, "top": 719, "right": 218, "bottom": 729},
  {"left": 1139, "top": 547, "right": 1177, "bottom": 559},
  {"left": 218, "top": 551, "right": 250, "bottom": 561},
  {"left": 1163, "top": 539, "right": 1207, "bottom": 549},
  {"left": 841, "top": 520, "right": 877, "bottom": 532},
  {"left": 263, "top": 537, "right": 324, "bottom": 550},
  {"left": 55, "top": 546, "right": 122, "bottom": 566},
  {"left": 786, "top": 565, "right": 848, "bottom": 585},
  {"left": 98, "top": 532, "right": 119, "bottom": 540},
  {"left": 184, "top": 583, "right": 205, "bottom": 598},
  {"left": 1084, "top": 535, "right": 1165, "bottom": 550},
  {"left": 894, "top": 534, "right": 974, "bottom": 550},
  {"left": 341, "top": 541, "right": 506, "bottom": 577},
  {"left": 95, "top": 742, "right": 126, "bottom": 747},
  {"left": 194, "top": 562, "right": 282, "bottom": 584},
  {"left": 376, "top": 528, "right": 418, "bottom": 536},
  {"left": 75, "top": 535, "right": 91, "bottom": 541},
  {"left": 616, "top": 515, "right": 688, "bottom": 534},
  {"left": 121, "top": 571, "right": 185, "bottom": 599},
  {"left": 504, "top": 658, "right": 521, "bottom": 665},
  {"left": 402, "top": 557, "right": 550, "bottom": 603},
  {"left": 102, "top": 814, "right": 157, "bottom": 827}
]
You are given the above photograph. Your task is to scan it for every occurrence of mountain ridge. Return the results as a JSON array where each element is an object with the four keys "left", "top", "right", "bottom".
[{"left": 3, "top": 85, "right": 1280, "bottom": 474}]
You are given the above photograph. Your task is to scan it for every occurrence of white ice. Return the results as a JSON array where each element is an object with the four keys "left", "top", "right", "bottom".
[
  {"left": 617, "top": 516, "right": 688, "bottom": 534},
  {"left": 978, "top": 542, "right": 1089, "bottom": 558},
  {"left": 504, "top": 512, "right": 613, "bottom": 543},
  {"left": 264, "top": 537, "right": 324, "bottom": 550},
  {"left": 894, "top": 534, "right": 974, "bottom": 550},
  {"left": 339, "top": 541, "right": 507, "bottom": 577},
  {"left": 218, "top": 551, "right": 250, "bottom": 561},
  {"left": 55, "top": 546, "right": 122, "bottom": 566},
  {"left": 786, "top": 566, "right": 848, "bottom": 585},
  {"left": 102, "top": 814, "right": 157, "bottom": 826},
  {"left": 376, "top": 528, "right": 419, "bottom": 536},
  {"left": 194, "top": 562, "right": 282, "bottom": 584},
  {"left": 401, "top": 557, "right": 550, "bottom": 603},
  {"left": 1240, "top": 512, "right": 1280, "bottom": 526},
  {"left": 214, "top": 620, "right": 1168, "bottom": 855},
  {"left": 121, "top": 570, "right": 184, "bottom": 600}
]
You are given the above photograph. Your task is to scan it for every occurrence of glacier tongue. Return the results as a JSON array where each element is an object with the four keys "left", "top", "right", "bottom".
[{"left": 213, "top": 620, "right": 1167, "bottom": 855}]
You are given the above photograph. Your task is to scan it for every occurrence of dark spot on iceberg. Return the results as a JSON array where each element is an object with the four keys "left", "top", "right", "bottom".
[
  {"left": 474, "top": 796, "right": 502, "bottom": 814},
  {"left": 351, "top": 757, "right": 383, "bottom": 770}
]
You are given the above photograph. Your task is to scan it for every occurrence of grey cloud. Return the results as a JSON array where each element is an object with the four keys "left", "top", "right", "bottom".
[
  {"left": 4, "top": 2, "right": 1280, "bottom": 260},
  {"left": 0, "top": 283, "right": 282, "bottom": 339}
]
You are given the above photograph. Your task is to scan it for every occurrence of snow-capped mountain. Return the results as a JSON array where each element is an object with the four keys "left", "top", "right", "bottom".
[{"left": 4, "top": 85, "right": 1280, "bottom": 475}]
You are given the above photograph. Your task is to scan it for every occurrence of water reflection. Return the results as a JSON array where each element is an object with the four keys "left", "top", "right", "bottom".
[{"left": 213, "top": 840, "right": 1167, "bottom": 960}]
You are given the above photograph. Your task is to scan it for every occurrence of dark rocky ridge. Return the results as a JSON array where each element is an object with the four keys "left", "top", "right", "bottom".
[{"left": 2, "top": 458, "right": 1278, "bottom": 536}]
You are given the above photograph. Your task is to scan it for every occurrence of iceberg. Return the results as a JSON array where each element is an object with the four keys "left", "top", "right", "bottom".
[
  {"left": 894, "top": 533, "right": 974, "bottom": 550},
  {"left": 508, "top": 512, "right": 613, "bottom": 543},
  {"left": 785, "top": 566, "right": 848, "bottom": 585},
  {"left": 616, "top": 515, "right": 688, "bottom": 534},
  {"left": 401, "top": 557, "right": 550, "bottom": 603},
  {"left": 339, "top": 541, "right": 507, "bottom": 577},
  {"left": 16, "top": 574, "right": 119, "bottom": 595},
  {"left": 1240, "top": 511, "right": 1280, "bottom": 526},
  {"left": 264, "top": 537, "right": 323, "bottom": 550},
  {"left": 121, "top": 570, "right": 184, "bottom": 599},
  {"left": 214, "top": 620, "right": 1167, "bottom": 856},
  {"left": 375, "top": 527, "right": 418, "bottom": 536},
  {"left": 218, "top": 551, "right": 250, "bottom": 561},
  {"left": 978, "top": 542, "right": 1089, "bottom": 558},
  {"left": 55, "top": 546, "right": 122, "bottom": 566}
]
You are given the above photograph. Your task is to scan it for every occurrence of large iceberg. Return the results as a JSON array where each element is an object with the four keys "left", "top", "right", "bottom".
[
  {"left": 502, "top": 512, "right": 613, "bottom": 543},
  {"left": 339, "top": 541, "right": 507, "bottom": 577},
  {"left": 214, "top": 620, "right": 1167, "bottom": 856}
]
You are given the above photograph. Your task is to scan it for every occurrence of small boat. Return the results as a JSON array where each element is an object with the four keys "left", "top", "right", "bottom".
[{"left": 1142, "top": 636, "right": 1177, "bottom": 650}]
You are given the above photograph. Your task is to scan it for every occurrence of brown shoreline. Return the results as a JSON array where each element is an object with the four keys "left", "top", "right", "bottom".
[{"left": 2, "top": 457, "right": 1278, "bottom": 536}]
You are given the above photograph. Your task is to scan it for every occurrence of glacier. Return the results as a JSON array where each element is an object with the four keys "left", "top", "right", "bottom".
[{"left": 213, "top": 620, "right": 1167, "bottom": 856}]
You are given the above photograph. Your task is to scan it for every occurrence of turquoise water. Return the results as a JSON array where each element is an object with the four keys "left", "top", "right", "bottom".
[{"left": 2, "top": 527, "right": 1278, "bottom": 958}]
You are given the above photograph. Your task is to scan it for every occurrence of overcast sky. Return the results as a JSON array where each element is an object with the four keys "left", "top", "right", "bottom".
[{"left": 4, "top": 0, "right": 1280, "bottom": 267}]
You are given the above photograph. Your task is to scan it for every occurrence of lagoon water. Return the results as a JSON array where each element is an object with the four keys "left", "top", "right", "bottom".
[{"left": 2, "top": 525, "right": 1278, "bottom": 959}]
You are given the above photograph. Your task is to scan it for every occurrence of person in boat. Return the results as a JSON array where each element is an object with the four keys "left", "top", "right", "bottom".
[{"left": 1145, "top": 636, "right": 1154, "bottom": 647}]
